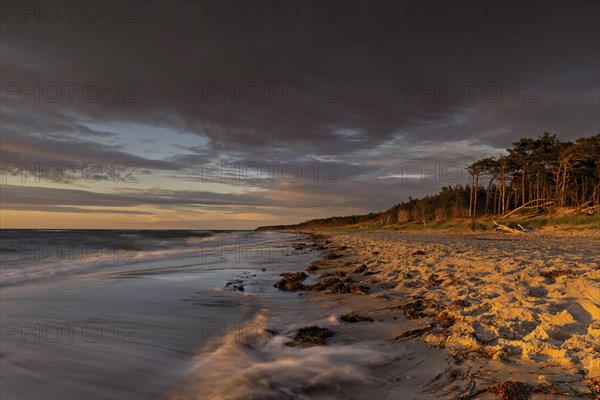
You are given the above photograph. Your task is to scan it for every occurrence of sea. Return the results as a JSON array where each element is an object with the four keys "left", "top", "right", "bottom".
[{"left": 0, "top": 229, "right": 434, "bottom": 399}]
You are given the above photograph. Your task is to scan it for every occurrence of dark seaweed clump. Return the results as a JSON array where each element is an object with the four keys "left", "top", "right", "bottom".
[
  {"left": 286, "top": 326, "right": 336, "bottom": 347},
  {"left": 340, "top": 312, "right": 374, "bottom": 323},
  {"left": 274, "top": 271, "right": 308, "bottom": 291},
  {"left": 487, "top": 380, "right": 534, "bottom": 400},
  {"left": 309, "top": 271, "right": 370, "bottom": 295}
]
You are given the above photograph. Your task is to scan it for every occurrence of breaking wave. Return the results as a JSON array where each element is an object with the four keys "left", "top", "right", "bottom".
[{"left": 169, "top": 313, "right": 393, "bottom": 400}]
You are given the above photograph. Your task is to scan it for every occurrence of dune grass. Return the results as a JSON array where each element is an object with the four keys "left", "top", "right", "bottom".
[{"left": 324, "top": 211, "right": 599, "bottom": 233}]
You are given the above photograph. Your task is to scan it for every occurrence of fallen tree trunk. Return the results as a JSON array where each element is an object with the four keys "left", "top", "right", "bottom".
[
  {"left": 493, "top": 220, "right": 527, "bottom": 234},
  {"left": 500, "top": 199, "right": 554, "bottom": 220},
  {"left": 576, "top": 204, "right": 600, "bottom": 215},
  {"left": 517, "top": 223, "right": 534, "bottom": 233}
]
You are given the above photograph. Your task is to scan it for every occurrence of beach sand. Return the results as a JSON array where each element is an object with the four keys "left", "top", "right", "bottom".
[{"left": 292, "top": 229, "right": 599, "bottom": 399}]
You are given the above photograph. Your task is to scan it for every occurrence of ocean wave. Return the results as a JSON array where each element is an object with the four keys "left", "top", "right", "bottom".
[
  {"left": 0, "top": 230, "right": 302, "bottom": 286},
  {"left": 169, "top": 313, "right": 392, "bottom": 400}
]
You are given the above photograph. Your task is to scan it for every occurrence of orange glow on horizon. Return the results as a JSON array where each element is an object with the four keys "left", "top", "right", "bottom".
[{"left": 0, "top": 209, "right": 285, "bottom": 230}]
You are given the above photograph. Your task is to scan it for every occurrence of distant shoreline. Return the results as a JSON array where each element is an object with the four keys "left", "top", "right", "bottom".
[{"left": 257, "top": 208, "right": 600, "bottom": 234}]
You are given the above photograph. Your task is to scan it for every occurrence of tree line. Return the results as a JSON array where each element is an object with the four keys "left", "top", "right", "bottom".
[
  {"left": 257, "top": 133, "right": 599, "bottom": 230},
  {"left": 467, "top": 132, "right": 599, "bottom": 217}
]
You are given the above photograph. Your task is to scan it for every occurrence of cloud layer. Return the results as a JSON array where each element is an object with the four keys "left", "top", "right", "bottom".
[{"left": 1, "top": 1, "right": 598, "bottom": 228}]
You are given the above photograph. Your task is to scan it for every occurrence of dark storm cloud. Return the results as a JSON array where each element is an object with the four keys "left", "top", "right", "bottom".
[{"left": 1, "top": 0, "right": 598, "bottom": 221}]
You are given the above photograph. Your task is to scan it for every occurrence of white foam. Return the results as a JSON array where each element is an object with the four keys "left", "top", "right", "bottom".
[{"left": 170, "top": 314, "right": 392, "bottom": 400}]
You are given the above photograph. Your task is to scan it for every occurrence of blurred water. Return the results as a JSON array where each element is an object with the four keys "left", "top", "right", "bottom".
[
  {"left": 1, "top": 230, "right": 439, "bottom": 399},
  {"left": 0, "top": 229, "right": 286, "bottom": 286},
  {"left": 0, "top": 230, "right": 322, "bottom": 399}
]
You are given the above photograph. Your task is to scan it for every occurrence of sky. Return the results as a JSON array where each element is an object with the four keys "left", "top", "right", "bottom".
[{"left": 1, "top": 0, "right": 598, "bottom": 229}]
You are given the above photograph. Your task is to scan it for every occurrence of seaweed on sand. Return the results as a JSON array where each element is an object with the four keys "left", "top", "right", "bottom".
[
  {"left": 274, "top": 271, "right": 308, "bottom": 291},
  {"left": 539, "top": 268, "right": 575, "bottom": 281},
  {"left": 286, "top": 326, "right": 336, "bottom": 347},
  {"left": 428, "top": 273, "right": 443, "bottom": 287},
  {"left": 399, "top": 299, "right": 439, "bottom": 319},
  {"left": 435, "top": 310, "right": 457, "bottom": 330},
  {"left": 280, "top": 272, "right": 308, "bottom": 280},
  {"left": 352, "top": 264, "right": 368, "bottom": 274},
  {"left": 487, "top": 380, "right": 534, "bottom": 400},
  {"left": 586, "top": 377, "right": 600, "bottom": 399},
  {"left": 393, "top": 324, "right": 435, "bottom": 340},
  {"left": 306, "top": 263, "right": 319, "bottom": 272},
  {"left": 331, "top": 282, "right": 370, "bottom": 295},
  {"left": 308, "top": 271, "right": 370, "bottom": 295},
  {"left": 340, "top": 312, "right": 374, "bottom": 323}
]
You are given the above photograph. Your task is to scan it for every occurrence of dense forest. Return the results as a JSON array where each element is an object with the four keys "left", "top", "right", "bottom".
[{"left": 258, "top": 133, "right": 600, "bottom": 230}]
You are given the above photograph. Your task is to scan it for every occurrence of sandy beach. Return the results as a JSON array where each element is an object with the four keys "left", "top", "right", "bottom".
[
  {"left": 281, "top": 229, "right": 600, "bottom": 399},
  {"left": 1, "top": 229, "right": 597, "bottom": 399}
]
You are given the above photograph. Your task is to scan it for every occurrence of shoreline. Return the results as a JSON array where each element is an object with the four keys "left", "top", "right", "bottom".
[
  {"left": 3, "top": 229, "right": 596, "bottom": 399},
  {"left": 284, "top": 230, "right": 599, "bottom": 399}
]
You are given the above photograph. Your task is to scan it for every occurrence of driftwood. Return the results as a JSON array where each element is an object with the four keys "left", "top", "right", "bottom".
[
  {"left": 493, "top": 220, "right": 528, "bottom": 234},
  {"left": 576, "top": 203, "right": 600, "bottom": 215},
  {"left": 500, "top": 199, "right": 554, "bottom": 220},
  {"left": 517, "top": 223, "right": 534, "bottom": 233}
]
